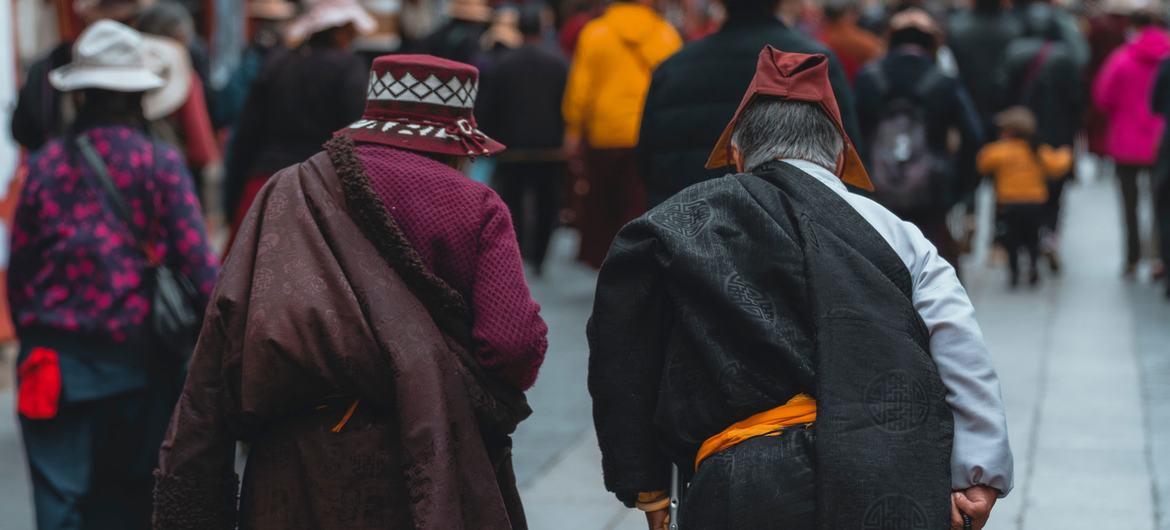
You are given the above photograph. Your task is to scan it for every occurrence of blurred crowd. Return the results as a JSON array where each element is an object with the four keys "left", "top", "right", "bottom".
[
  {"left": 12, "top": 0, "right": 1170, "bottom": 290},
  {"left": 5, "top": 0, "right": 1170, "bottom": 524}
]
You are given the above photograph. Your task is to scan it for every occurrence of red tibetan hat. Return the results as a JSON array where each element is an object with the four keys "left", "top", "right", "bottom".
[
  {"left": 336, "top": 54, "right": 504, "bottom": 157},
  {"left": 705, "top": 46, "right": 873, "bottom": 191}
]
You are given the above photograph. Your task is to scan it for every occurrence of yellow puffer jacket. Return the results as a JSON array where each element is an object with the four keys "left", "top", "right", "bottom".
[{"left": 563, "top": 3, "right": 682, "bottom": 149}]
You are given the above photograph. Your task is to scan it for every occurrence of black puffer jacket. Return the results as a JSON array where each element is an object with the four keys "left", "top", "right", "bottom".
[
  {"left": 1003, "top": 38, "right": 1083, "bottom": 147},
  {"left": 637, "top": 18, "right": 860, "bottom": 208},
  {"left": 947, "top": 7, "right": 1022, "bottom": 130}
]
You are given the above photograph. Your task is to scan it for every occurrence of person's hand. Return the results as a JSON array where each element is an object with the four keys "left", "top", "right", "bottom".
[
  {"left": 644, "top": 508, "right": 668, "bottom": 530},
  {"left": 950, "top": 485, "right": 998, "bottom": 530}
]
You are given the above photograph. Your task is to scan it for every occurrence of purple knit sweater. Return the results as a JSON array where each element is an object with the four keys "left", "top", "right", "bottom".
[{"left": 356, "top": 145, "right": 548, "bottom": 390}]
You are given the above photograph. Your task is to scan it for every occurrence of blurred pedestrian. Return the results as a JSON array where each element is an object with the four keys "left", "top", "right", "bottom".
[
  {"left": 978, "top": 107, "right": 1073, "bottom": 287},
  {"left": 947, "top": 0, "right": 1022, "bottom": 251},
  {"left": 855, "top": 8, "right": 982, "bottom": 274},
  {"left": 817, "top": 0, "right": 884, "bottom": 83},
  {"left": 948, "top": 0, "right": 1022, "bottom": 136},
  {"left": 10, "top": 0, "right": 149, "bottom": 152},
  {"left": 589, "top": 47, "right": 1011, "bottom": 530},
  {"left": 558, "top": 0, "right": 601, "bottom": 57},
  {"left": 1152, "top": 55, "right": 1170, "bottom": 296},
  {"left": 1085, "top": 0, "right": 1134, "bottom": 159},
  {"left": 212, "top": 0, "right": 296, "bottom": 130},
  {"left": 136, "top": 5, "right": 223, "bottom": 210},
  {"left": 1004, "top": 2, "right": 1086, "bottom": 272},
  {"left": 136, "top": 1, "right": 212, "bottom": 90},
  {"left": 223, "top": 0, "right": 374, "bottom": 248},
  {"left": 417, "top": 0, "right": 493, "bottom": 62},
  {"left": 155, "top": 55, "right": 546, "bottom": 529},
  {"left": 639, "top": 0, "right": 860, "bottom": 208},
  {"left": 563, "top": 0, "right": 682, "bottom": 268},
  {"left": 478, "top": 6, "right": 568, "bottom": 275},
  {"left": 8, "top": 21, "right": 217, "bottom": 530},
  {"left": 1093, "top": 6, "right": 1170, "bottom": 278},
  {"left": 1014, "top": 0, "right": 1091, "bottom": 68}
]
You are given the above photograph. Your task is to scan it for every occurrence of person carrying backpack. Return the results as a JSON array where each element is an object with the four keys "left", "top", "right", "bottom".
[{"left": 855, "top": 9, "right": 983, "bottom": 275}]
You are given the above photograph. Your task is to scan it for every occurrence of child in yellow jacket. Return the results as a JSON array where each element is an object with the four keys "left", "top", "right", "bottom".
[{"left": 977, "top": 107, "right": 1073, "bottom": 287}]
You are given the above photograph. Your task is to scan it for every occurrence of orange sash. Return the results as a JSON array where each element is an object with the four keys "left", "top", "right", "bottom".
[{"left": 694, "top": 393, "right": 817, "bottom": 471}]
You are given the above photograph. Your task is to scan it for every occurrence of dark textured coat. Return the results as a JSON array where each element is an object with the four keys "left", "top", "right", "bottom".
[
  {"left": 588, "top": 161, "right": 953, "bottom": 528},
  {"left": 153, "top": 138, "right": 530, "bottom": 530},
  {"left": 636, "top": 18, "right": 861, "bottom": 208}
]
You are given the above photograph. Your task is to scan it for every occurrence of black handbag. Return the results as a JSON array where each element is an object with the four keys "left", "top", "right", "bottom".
[{"left": 75, "top": 135, "right": 202, "bottom": 362}]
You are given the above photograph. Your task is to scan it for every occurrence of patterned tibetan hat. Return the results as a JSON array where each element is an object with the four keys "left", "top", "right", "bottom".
[
  {"left": 706, "top": 46, "right": 873, "bottom": 191},
  {"left": 336, "top": 54, "right": 503, "bottom": 157}
]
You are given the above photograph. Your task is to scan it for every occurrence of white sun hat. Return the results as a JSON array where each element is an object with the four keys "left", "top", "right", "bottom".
[
  {"left": 48, "top": 20, "right": 192, "bottom": 119},
  {"left": 285, "top": 0, "right": 377, "bottom": 47}
]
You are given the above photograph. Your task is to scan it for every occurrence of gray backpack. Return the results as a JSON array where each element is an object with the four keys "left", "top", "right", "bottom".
[{"left": 867, "top": 66, "right": 950, "bottom": 215}]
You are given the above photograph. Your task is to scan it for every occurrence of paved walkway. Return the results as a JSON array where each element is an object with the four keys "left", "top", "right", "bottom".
[{"left": 0, "top": 174, "right": 1166, "bottom": 529}]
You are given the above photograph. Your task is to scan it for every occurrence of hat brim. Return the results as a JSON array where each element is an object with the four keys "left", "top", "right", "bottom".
[
  {"left": 49, "top": 64, "right": 165, "bottom": 94},
  {"left": 336, "top": 118, "right": 506, "bottom": 157},
  {"left": 286, "top": 6, "right": 378, "bottom": 46}
]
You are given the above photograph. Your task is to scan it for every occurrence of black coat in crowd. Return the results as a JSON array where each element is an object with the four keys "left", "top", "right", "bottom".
[
  {"left": 417, "top": 19, "right": 491, "bottom": 64},
  {"left": 637, "top": 17, "right": 861, "bottom": 208},
  {"left": 854, "top": 49, "right": 984, "bottom": 211},
  {"left": 1151, "top": 58, "right": 1170, "bottom": 291},
  {"left": 223, "top": 44, "right": 368, "bottom": 217},
  {"left": 10, "top": 42, "right": 73, "bottom": 152},
  {"left": 1003, "top": 37, "right": 1083, "bottom": 148},
  {"left": 947, "top": 7, "right": 1023, "bottom": 132},
  {"left": 477, "top": 43, "right": 569, "bottom": 155}
]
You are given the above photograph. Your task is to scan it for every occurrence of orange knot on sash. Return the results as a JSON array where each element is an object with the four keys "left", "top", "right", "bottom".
[{"left": 694, "top": 393, "right": 817, "bottom": 471}]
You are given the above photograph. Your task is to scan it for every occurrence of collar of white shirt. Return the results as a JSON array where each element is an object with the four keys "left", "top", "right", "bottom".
[{"left": 778, "top": 159, "right": 848, "bottom": 194}]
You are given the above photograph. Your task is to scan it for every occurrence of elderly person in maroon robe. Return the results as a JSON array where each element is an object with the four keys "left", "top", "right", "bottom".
[{"left": 153, "top": 55, "right": 548, "bottom": 530}]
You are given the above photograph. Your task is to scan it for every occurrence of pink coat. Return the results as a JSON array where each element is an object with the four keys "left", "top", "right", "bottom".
[{"left": 1093, "top": 27, "right": 1170, "bottom": 165}]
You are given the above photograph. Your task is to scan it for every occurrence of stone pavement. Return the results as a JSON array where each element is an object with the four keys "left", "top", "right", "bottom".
[{"left": 0, "top": 174, "right": 1166, "bottom": 529}]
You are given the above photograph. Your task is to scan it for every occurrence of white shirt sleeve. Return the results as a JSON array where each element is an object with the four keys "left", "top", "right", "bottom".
[
  {"left": 876, "top": 210, "right": 1015, "bottom": 496},
  {"left": 781, "top": 161, "right": 1014, "bottom": 495}
]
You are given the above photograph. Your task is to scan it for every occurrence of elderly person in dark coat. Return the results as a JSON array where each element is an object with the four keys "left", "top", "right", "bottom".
[
  {"left": 154, "top": 55, "right": 547, "bottom": 530},
  {"left": 589, "top": 47, "right": 1012, "bottom": 530},
  {"left": 637, "top": 0, "right": 860, "bottom": 208}
]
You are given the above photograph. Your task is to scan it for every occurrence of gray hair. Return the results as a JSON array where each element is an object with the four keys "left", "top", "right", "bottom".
[{"left": 730, "top": 97, "right": 844, "bottom": 173}]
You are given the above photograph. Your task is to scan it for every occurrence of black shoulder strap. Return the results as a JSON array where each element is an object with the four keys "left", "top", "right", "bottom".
[{"left": 75, "top": 135, "right": 149, "bottom": 252}]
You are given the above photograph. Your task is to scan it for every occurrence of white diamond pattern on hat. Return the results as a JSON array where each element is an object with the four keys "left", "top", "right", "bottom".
[{"left": 366, "top": 69, "right": 478, "bottom": 108}]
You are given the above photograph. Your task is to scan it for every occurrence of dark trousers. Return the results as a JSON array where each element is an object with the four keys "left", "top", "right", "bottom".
[
  {"left": 1157, "top": 171, "right": 1170, "bottom": 292},
  {"left": 999, "top": 204, "right": 1046, "bottom": 283},
  {"left": 21, "top": 381, "right": 179, "bottom": 530},
  {"left": 680, "top": 428, "right": 816, "bottom": 530},
  {"left": 1117, "top": 164, "right": 1156, "bottom": 266},
  {"left": 1045, "top": 176, "right": 1068, "bottom": 232},
  {"left": 493, "top": 161, "right": 565, "bottom": 272},
  {"left": 577, "top": 148, "right": 646, "bottom": 269}
]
